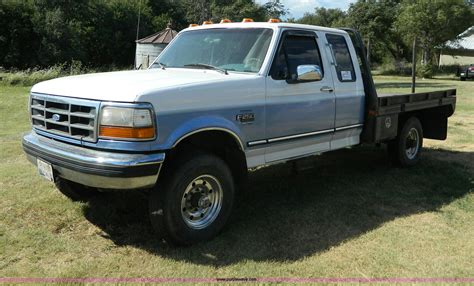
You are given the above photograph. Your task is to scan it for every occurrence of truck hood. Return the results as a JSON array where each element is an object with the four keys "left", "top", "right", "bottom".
[{"left": 31, "top": 69, "right": 254, "bottom": 102}]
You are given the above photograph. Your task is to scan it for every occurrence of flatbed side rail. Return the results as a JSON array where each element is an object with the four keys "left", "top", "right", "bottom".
[
  {"left": 377, "top": 89, "right": 457, "bottom": 116},
  {"left": 371, "top": 89, "right": 456, "bottom": 143}
]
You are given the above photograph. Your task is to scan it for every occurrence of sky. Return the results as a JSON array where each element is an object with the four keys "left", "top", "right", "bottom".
[{"left": 256, "top": 0, "right": 355, "bottom": 19}]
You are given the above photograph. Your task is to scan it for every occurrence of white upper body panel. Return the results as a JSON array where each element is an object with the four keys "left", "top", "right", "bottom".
[
  {"left": 181, "top": 22, "right": 347, "bottom": 35},
  {"left": 28, "top": 21, "right": 365, "bottom": 165},
  {"left": 30, "top": 68, "right": 256, "bottom": 102},
  {"left": 30, "top": 22, "right": 351, "bottom": 103}
]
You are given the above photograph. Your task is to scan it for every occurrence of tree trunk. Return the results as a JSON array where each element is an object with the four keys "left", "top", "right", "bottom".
[
  {"left": 422, "top": 47, "right": 431, "bottom": 65},
  {"left": 366, "top": 38, "right": 371, "bottom": 67}
]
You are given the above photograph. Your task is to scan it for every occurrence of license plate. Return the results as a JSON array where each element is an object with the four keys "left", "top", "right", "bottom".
[{"left": 37, "top": 158, "right": 54, "bottom": 182}]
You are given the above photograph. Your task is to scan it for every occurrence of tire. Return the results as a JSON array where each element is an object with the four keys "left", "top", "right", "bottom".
[
  {"left": 55, "top": 178, "right": 99, "bottom": 201},
  {"left": 149, "top": 152, "right": 235, "bottom": 245},
  {"left": 388, "top": 117, "right": 423, "bottom": 167},
  {"left": 460, "top": 77, "right": 466, "bottom": 81}
]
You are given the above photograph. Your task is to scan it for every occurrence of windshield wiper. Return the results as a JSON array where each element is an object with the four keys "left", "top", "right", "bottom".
[
  {"left": 157, "top": 62, "right": 166, "bottom": 70},
  {"left": 184, "top": 63, "right": 228, "bottom": 75}
]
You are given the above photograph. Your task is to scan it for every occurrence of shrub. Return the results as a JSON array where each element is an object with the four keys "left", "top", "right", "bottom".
[
  {"left": 417, "top": 64, "right": 435, "bottom": 79},
  {"left": 376, "top": 60, "right": 460, "bottom": 78},
  {"left": 69, "top": 60, "right": 84, "bottom": 75},
  {"left": 0, "top": 62, "right": 122, "bottom": 86},
  {"left": 2, "top": 65, "right": 64, "bottom": 86},
  {"left": 435, "top": 64, "right": 462, "bottom": 76},
  {"left": 378, "top": 60, "right": 412, "bottom": 76}
]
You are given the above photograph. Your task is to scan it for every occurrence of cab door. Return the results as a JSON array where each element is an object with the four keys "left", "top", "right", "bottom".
[
  {"left": 263, "top": 30, "right": 336, "bottom": 163},
  {"left": 324, "top": 33, "right": 365, "bottom": 150}
]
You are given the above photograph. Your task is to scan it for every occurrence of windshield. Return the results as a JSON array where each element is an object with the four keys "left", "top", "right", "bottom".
[{"left": 151, "top": 28, "right": 273, "bottom": 73}]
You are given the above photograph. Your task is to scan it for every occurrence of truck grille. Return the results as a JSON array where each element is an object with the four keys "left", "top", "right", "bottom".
[{"left": 30, "top": 93, "right": 100, "bottom": 142}]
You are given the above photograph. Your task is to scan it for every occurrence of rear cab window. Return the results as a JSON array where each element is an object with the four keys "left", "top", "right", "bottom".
[{"left": 325, "top": 34, "right": 356, "bottom": 82}]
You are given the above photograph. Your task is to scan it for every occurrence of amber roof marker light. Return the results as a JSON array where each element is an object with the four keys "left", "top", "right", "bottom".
[
  {"left": 242, "top": 18, "right": 254, "bottom": 23},
  {"left": 202, "top": 21, "right": 213, "bottom": 25},
  {"left": 188, "top": 24, "right": 198, "bottom": 27},
  {"left": 220, "top": 19, "right": 232, "bottom": 23},
  {"left": 268, "top": 18, "right": 281, "bottom": 23}
]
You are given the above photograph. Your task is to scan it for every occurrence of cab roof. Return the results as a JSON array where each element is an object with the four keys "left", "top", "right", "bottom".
[{"left": 182, "top": 22, "right": 348, "bottom": 35}]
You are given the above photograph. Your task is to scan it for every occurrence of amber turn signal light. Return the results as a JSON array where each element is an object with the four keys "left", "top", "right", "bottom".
[{"left": 99, "top": 126, "right": 155, "bottom": 140}]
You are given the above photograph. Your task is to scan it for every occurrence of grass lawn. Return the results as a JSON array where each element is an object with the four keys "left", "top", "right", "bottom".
[{"left": 0, "top": 76, "right": 473, "bottom": 279}]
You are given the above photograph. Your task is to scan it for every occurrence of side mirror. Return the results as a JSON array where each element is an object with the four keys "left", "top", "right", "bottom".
[{"left": 295, "top": 65, "right": 322, "bottom": 82}]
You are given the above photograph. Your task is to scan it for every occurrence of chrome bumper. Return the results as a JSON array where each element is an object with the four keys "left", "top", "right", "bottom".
[{"left": 22, "top": 132, "right": 165, "bottom": 190}]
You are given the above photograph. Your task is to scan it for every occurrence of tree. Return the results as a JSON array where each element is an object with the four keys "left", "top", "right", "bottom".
[
  {"left": 262, "top": 0, "right": 288, "bottom": 19},
  {"left": 210, "top": 0, "right": 268, "bottom": 23},
  {"left": 0, "top": 0, "right": 290, "bottom": 69},
  {"left": 0, "top": 1, "right": 41, "bottom": 69},
  {"left": 345, "top": 0, "right": 403, "bottom": 65},
  {"left": 175, "top": 0, "right": 268, "bottom": 25},
  {"left": 396, "top": 0, "right": 474, "bottom": 66},
  {"left": 298, "top": 7, "right": 346, "bottom": 27}
]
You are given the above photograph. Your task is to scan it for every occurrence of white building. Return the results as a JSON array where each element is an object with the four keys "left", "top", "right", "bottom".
[
  {"left": 439, "top": 26, "right": 474, "bottom": 66},
  {"left": 135, "top": 25, "right": 178, "bottom": 69}
]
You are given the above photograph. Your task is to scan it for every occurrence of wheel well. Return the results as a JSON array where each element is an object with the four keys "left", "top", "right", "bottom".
[
  {"left": 398, "top": 105, "right": 451, "bottom": 140},
  {"left": 166, "top": 130, "right": 248, "bottom": 185}
]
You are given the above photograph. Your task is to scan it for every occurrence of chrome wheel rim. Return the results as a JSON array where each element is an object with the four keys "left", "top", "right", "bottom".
[
  {"left": 405, "top": 128, "right": 420, "bottom": 160},
  {"left": 180, "top": 175, "right": 223, "bottom": 230}
]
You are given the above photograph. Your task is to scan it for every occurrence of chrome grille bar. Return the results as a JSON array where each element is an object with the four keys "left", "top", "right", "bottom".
[{"left": 30, "top": 93, "right": 100, "bottom": 142}]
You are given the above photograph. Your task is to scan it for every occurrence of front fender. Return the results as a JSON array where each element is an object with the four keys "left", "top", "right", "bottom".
[{"left": 161, "top": 115, "right": 245, "bottom": 150}]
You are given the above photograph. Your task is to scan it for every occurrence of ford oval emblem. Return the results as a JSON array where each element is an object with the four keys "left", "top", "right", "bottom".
[{"left": 52, "top": 114, "right": 61, "bottom": 122}]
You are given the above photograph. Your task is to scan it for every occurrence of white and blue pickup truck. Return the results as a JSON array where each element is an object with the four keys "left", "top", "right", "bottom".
[{"left": 23, "top": 22, "right": 456, "bottom": 245}]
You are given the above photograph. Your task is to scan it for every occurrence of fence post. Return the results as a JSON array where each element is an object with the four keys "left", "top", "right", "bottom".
[{"left": 411, "top": 37, "right": 417, "bottom": 94}]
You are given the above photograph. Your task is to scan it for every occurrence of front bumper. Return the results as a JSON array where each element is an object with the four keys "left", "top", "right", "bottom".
[
  {"left": 460, "top": 72, "right": 474, "bottom": 78},
  {"left": 22, "top": 132, "right": 165, "bottom": 189}
]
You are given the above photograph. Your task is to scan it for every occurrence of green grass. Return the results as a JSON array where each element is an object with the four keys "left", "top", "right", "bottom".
[{"left": 0, "top": 76, "right": 473, "bottom": 279}]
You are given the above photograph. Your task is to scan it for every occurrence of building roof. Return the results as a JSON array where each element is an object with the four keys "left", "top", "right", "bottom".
[
  {"left": 136, "top": 25, "right": 178, "bottom": 44},
  {"left": 444, "top": 26, "right": 474, "bottom": 51}
]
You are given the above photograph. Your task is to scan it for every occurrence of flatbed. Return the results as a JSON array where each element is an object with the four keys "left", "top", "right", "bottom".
[{"left": 342, "top": 29, "right": 456, "bottom": 144}]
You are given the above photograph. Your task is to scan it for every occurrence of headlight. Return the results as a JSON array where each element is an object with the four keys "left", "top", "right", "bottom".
[{"left": 99, "top": 105, "right": 155, "bottom": 140}]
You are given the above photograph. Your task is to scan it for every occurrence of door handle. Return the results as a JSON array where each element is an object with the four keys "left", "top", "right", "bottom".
[{"left": 320, "top": 86, "right": 334, "bottom": 93}]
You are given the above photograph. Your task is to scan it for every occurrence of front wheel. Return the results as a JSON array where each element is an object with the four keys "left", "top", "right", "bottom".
[
  {"left": 149, "top": 152, "right": 235, "bottom": 245},
  {"left": 388, "top": 117, "right": 423, "bottom": 167}
]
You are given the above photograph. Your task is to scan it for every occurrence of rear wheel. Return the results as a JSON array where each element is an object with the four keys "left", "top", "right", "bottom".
[
  {"left": 55, "top": 178, "right": 99, "bottom": 201},
  {"left": 460, "top": 77, "right": 466, "bottom": 81},
  {"left": 388, "top": 117, "right": 423, "bottom": 167},
  {"left": 149, "top": 152, "right": 235, "bottom": 245}
]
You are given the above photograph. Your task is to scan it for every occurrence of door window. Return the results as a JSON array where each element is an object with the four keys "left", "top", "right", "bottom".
[
  {"left": 270, "top": 34, "right": 323, "bottom": 81},
  {"left": 326, "top": 34, "right": 356, "bottom": 82}
]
